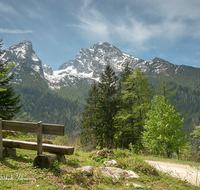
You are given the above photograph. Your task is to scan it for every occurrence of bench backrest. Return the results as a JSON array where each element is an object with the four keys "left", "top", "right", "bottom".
[
  {"left": 1, "top": 120, "right": 64, "bottom": 135},
  {"left": 0, "top": 118, "right": 65, "bottom": 159}
]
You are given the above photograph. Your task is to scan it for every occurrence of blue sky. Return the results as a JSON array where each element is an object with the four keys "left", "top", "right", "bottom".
[{"left": 0, "top": 0, "right": 200, "bottom": 71}]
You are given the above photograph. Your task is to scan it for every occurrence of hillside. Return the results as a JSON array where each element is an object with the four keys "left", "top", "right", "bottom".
[
  {"left": 2, "top": 40, "right": 200, "bottom": 134},
  {"left": 0, "top": 141, "right": 199, "bottom": 189}
]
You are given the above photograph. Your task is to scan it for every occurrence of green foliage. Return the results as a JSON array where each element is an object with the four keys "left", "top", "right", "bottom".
[
  {"left": 114, "top": 68, "right": 153, "bottom": 149},
  {"left": 118, "top": 62, "right": 133, "bottom": 89},
  {"left": 18, "top": 132, "right": 34, "bottom": 139},
  {"left": 0, "top": 146, "right": 199, "bottom": 189},
  {"left": 14, "top": 112, "right": 37, "bottom": 122},
  {"left": 0, "top": 39, "right": 16, "bottom": 91},
  {"left": 130, "top": 156, "right": 159, "bottom": 176},
  {"left": 177, "top": 142, "right": 193, "bottom": 161},
  {"left": 13, "top": 83, "right": 81, "bottom": 133},
  {"left": 80, "top": 65, "right": 119, "bottom": 148},
  {"left": 155, "top": 79, "right": 177, "bottom": 104},
  {"left": 80, "top": 81, "right": 101, "bottom": 148},
  {"left": 93, "top": 155, "right": 117, "bottom": 163},
  {"left": 147, "top": 68, "right": 200, "bottom": 135},
  {"left": 156, "top": 80, "right": 175, "bottom": 98},
  {"left": 81, "top": 65, "right": 153, "bottom": 150},
  {"left": 0, "top": 62, "right": 15, "bottom": 90},
  {"left": 56, "top": 82, "right": 91, "bottom": 105},
  {"left": 52, "top": 134, "right": 69, "bottom": 146},
  {"left": 113, "top": 148, "right": 131, "bottom": 158},
  {"left": 51, "top": 160, "right": 61, "bottom": 176},
  {"left": 142, "top": 95, "right": 187, "bottom": 158},
  {"left": 190, "top": 125, "right": 200, "bottom": 143},
  {"left": 0, "top": 39, "right": 22, "bottom": 119},
  {"left": 65, "top": 158, "right": 80, "bottom": 166},
  {"left": 97, "top": 64, "right": 119, "bottom": 148}
]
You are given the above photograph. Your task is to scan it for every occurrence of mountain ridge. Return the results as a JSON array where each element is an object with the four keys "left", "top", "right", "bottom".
[
  {"left": 3, "top": 40, "right": 200, "bottom": 90},
  {"left": 2, "top": 40, "right": 200, "bottom": 133}
]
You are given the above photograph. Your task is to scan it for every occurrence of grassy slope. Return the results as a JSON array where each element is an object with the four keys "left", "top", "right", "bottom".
[{"left": 0, "top": 138, "right": 199, "bottom": 189}]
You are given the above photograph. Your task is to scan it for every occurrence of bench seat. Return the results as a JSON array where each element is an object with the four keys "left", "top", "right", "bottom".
[{"left": 3, "top": 139, "right": 74, "bottom": 155}]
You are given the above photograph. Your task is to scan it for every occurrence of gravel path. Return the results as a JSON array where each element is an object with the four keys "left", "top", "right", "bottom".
[{"left": 146, "top": 160, "right": 200, "bottom": 186}]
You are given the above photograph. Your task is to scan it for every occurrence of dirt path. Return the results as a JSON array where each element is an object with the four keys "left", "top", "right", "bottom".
[{"left": 146, "top": 160, "right": 200, "bottom": 186}]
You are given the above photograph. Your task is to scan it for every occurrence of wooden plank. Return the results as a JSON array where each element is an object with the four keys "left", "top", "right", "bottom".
[
  {"left": 0, "top": 119, "right": 2, "bottom": 159},
  {"left": 37, "top": 121, "right": 42, "bottom": 155},
  {"left": 2, "top": 120, "right": 38, "bottom": 133},
  {"left": 2, "top": 120, "right": 65, "bottom": 135},
  {"left": 42, "top": 123, "right": 64, "bottom": 135},
  {"left": 3, "top": 139, "right": 74, "bottom": 155}
]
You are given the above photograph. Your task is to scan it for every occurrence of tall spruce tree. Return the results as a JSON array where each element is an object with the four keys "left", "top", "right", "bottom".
[
  {"left": 80, "top": 65, "right": 119, "bottom": 149},
  {"left": 115, "top": 68, "right": 152, "bottom": 149},
  {"left": 0, "top": 39, "right": 22, "bottom": 119},
  {"left": 98, "top": 65, "right": 119, "bottom": 148},
  {"left": 80, "top": 81, "right": 102, "bottom": 148},
  {"left": 156, "top": 79, "right": 177, "bottom": 103},
  {"left": 114, "top": 62, "right": 133, "bottom": 148}
]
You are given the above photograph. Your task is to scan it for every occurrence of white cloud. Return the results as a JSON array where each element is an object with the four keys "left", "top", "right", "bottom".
[
  {"left": 0, "top": 2, "right": 15, "bottom": 13},
  {"left": 73, "top": 1, "right": 111, "bottom": 42},
  {"left": 0, "top": 28, "right": 33, "bottom": 34},
  {"left": 127, "top": 0, "right": 200, "bottom": 40},
  {"left": 72, "top": 0, "right": 200, "bottom": 52},
  {"left": 147, "top": 0, "right": 200, "bottom": 20},
  {"left": 115, "top": 19, "right": 152, "bottom": 49},
  {"left": 82, "top": 0, "right": 93, "bottom": 10}
]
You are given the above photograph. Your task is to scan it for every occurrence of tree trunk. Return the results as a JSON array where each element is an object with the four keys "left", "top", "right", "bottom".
[{"left": 33, "top": 154, "right": 66, "bottom": 169}]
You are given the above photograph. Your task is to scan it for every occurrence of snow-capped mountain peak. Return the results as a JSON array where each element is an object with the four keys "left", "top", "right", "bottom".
[
  {"left": 43, "top": 64, "right": 53, "bottom": 76},
  {"left": 2, "top": 40, "right": 44, "bottom": 77},
  {"left": 57, "top": 42, "right": 146, "bottom": 78},
  {"left": 41, "top": 42, "right": 153, "bottom": 89},
  {"left": 2, "top": 40, "right": 188, "bottom": 90}
]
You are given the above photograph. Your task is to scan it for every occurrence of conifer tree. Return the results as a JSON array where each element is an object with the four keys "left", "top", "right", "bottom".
[
  {"left": 115, "top": 68, "right": 152, "bottom": 149},
  {"left": 114, "top": 62, "right": 133, "bottom": 148},
  {"left": 98, "top": 65, "right": 119, "bottom": 148},
  {"left": 0, "top": 39, "right": 22, "bottom": 119},
  {"left": 80, "top": 65, "right": 119, "bottom": 148},
  {"left": 156, "top": 79, "right": 177, "bottom": 103},
  {"left": 80, "top": 81, "right": 102, "bottom": 147}
]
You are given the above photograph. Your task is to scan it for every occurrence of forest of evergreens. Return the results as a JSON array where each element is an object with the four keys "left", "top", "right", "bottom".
[
  {"left": 1, "top": 35, "right": 200, "bottom": 158},
  {"left": 80, "top": 63, "right": 190, "bottom": 158}
]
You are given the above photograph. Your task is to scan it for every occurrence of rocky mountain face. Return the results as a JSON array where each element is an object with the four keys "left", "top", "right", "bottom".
[
  {"left": 43, "top": 41, "right": 197, "bottom": 90},
  {"left": 58, "top": 42, "right": 147, "bottom": 77},
  {"left": 43, "top": 42, "right": 150, "bottom": 89},
  {"left": 2, "top": 40, "right": 44, "bottom": 78},
  {"left": 3, "top": 40, "right": 198, "bottom": 91},
  {"left": 2, "top": 40, "right": 200, "bottom": 133}
]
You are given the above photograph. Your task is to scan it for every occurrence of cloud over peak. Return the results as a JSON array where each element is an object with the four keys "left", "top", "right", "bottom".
[{"left": 0, "top": 28, "right": 33, "bottom": 34}]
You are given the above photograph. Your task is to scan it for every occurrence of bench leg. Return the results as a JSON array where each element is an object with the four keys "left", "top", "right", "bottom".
[
  {"left": 56, "top": 154, "right": 66, "bottom": 162},
  {"left": 3, "top": 147, "right": 16, "bottom": 157},
  {"left": 33, "top": 153, "right": 66, "bottom": 169}
]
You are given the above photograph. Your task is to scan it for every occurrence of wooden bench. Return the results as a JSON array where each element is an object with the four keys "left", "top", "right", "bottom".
[{"left": 0, "top": 118, "right": 74, "bottom": 168}]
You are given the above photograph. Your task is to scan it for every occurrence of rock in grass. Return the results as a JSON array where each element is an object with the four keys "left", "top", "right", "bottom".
[
  {"left": 98, "top": 167, "right": 139, "bottom": 180},
  {"left": 133, "top": 183, "right": 144, "bottom": 188},
  {"left": 104, "top": 159, "right": 117, "bottom": 167},
  {"left": 95, "top": 149, "right": 114, "bottom": 158},
  {"left": 76, "top": 166, "right": 94, "bottom": 176}
]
